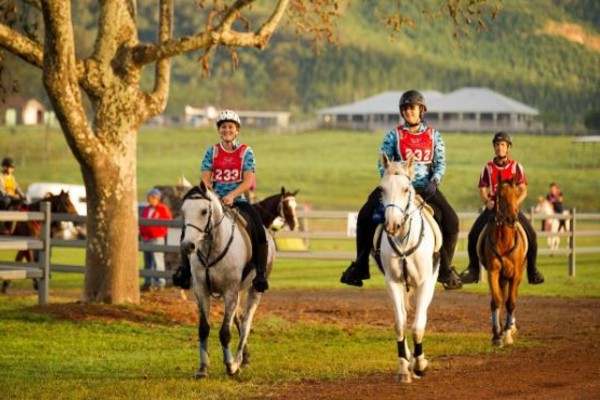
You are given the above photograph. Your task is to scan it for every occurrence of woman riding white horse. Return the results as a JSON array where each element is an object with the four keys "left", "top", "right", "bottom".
[{"left": 378, "top": 153, "right": 440, "bottom": 383}]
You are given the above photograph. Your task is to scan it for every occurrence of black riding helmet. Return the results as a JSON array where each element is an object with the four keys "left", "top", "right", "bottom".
[
  {"left": 399, "top": 90, "right": 427, "bottom": 112},
  {"left": 492, "top": 131, "right": 512, "bottom": 146},
  {"left": 1, "top": 157, "right": 14, "bottom": 167}
]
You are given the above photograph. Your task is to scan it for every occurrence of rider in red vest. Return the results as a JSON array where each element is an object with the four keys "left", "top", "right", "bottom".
[
  {"left": 459, "top": 132, "right": 544, "bottom": 285},
  {"left": 173, "top": 110, "right": 269, "bottom": 293},
  {"left": 340, "top": 90, "right": 463, "bottom": 290}
]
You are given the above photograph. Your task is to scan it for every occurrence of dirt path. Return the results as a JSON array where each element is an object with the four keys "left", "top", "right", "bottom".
[{"left": 22, "top": 287, "right": 600, "bottom": 399}]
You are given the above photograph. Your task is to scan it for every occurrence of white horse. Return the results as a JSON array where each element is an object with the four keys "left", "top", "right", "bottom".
[
  {"left": 180, "top": 182, "right": 275, "bottom": 379},
  {"left": 535, "top": 197, "right": 569, "bottom": 252},
  {"left": 377, "top": 154, "right": 440, "bottom": 383}
]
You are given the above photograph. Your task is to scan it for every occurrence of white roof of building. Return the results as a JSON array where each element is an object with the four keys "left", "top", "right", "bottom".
[
  {"left": 318, "top": 87, "right": 538, "bottom": 116},
  {"left": 318, "top": 90, "right": 444, "bottom": 115}
]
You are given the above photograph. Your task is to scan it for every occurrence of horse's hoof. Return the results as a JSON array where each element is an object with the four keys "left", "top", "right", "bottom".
[
  {"left": 411, "top": 355, "right": 428, "bottom": 377},
  {"left": 396, "top": 373, "right": 413, "bottom": 384},
  {"left": 195, "top": 371, "right": 207, "bottom": 380},
  {"left": 195, "top": 364, "right": 208, "bottom": 379},
  {"left": 502, "top": 331, "right": 515, "bottom": 345},
  {"left": 492, "top": 338, "right": 503, "bottom": 348},
  {"left": 226, "top": 362, "right": 240, "bottom": 377}
]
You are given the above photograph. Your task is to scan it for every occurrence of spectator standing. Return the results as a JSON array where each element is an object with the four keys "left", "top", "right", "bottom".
[
  {"left": 547, "top": 182, "right": 567, "bottom": 231},
  {"left": 140, "top": 188, "right": 172, "bottom": 291}
]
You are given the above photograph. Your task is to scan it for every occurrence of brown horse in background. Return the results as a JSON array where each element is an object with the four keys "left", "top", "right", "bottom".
[
  {"left": 479, "top": 176, "right": 528, "bottom": 347},
  {"left": 1, "top": 191, "right": 79, "bottom": 293}
]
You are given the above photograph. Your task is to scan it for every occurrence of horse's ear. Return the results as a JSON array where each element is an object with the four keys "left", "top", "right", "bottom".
[
  {"left": 281, "top": 187, "right": 285, "bottom": 195},
  {"left": 405, "top": 153, "right": 415, "bottom": 175},
  {"left": 199, "top": 181, "right": 208, "bottom": 194},
  {"left": 292, "top": 189, "right": 299, "bottom": 196},
  {"left": 381, "top": 152, "right": 390, "bottom": 170}
]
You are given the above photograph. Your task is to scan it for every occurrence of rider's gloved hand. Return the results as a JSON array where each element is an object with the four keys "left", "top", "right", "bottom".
[{"left": 422, "top": 179, "right": 438, "bottom": 198}]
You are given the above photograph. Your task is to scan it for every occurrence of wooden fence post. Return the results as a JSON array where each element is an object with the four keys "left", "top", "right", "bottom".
[
  {"left": 38, "top": 202, "right": 51, "bottom": 305},
  {"left": 569, "top": 207, "right": 576, "bottom": 277}
]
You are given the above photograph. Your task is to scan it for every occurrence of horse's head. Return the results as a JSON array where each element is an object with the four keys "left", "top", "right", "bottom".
[
  {"left": 41, "top": 190, "right": 78, "bottom": 215},
  {"left": 279, "top": 186, "right": 299, "bottom": 231},
  {"left": 494, "top": 177, "right": 520, "bottom": 227},
  {"left": 380, "top": 153, "right": 416, "bottom": 236},
  {"left": 180, "top": 181, "right": 222, "bottom": 255}
]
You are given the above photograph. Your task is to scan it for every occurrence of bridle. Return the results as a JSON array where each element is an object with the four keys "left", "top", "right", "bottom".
[
  {"left": 184, "top": 191, "right": 237, "bottom": 269},
  {"left": 382, "top": 171, "right": 427, "bottom": 290}
]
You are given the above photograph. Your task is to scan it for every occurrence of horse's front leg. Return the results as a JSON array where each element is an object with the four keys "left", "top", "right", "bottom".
[
  {"left": 234, "top": 289, "right": 263, "bottom": 368},
  {"left": 502, "top": 274, "right": 520, "bottom": 346},
  {"left": 385, "top": 277, "right": 411, "bottom": 383},
  {"left": 221, "top": 291, "right": 240, "bottom": 376},
  {"left": 410, "top": 269, "right": 437, "bottom": 378},
  {"left": 194, "top": 290, "right": 211, "bottom": 379},
  {"left": 488, "top": 266, "right": 504, "bottom": 347}
]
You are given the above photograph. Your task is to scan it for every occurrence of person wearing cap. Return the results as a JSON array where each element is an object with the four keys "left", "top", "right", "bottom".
[
  {"left": 172, "top": 109, "right": 270, "bottom": 293},
  {"left": 459, "top": 132, "right": 544, "bottom": 285},
  {"left": 0, "top": 156, "right": 26, "bottom": 234},
  {"left": 139, "top": 188, "right": 173, "bottom": 291},
  {"left": 340, "top": 90, "right": 463, "bottom": 290}
]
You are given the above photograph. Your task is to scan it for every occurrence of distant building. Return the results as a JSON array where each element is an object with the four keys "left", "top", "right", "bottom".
[
  {"left": 2, "top": 96, "right": 46, "bottom": 126},
  {"left": 317, "top": 87, "right": 542, "bottom": 133}
]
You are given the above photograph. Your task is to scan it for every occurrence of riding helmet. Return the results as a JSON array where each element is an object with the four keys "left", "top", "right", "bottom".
[
  {"left": 216, "top": 110, "right": 241, "bottom": 128},
  {"left": 399, "top": 90, "right": 427, "bottom": 112},
  {"left": 493, "top": 131, "right": 513, "bottom": 146},
  {"left": 1, "top": 157, "right": 14, "bottom": 167}
]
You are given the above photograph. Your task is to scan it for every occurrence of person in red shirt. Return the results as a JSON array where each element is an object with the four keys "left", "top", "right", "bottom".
[
  {"left": 460, "top": 132, "right": 544, "bottom": 285},
  {"left": 139, "top": 188, "right": 173, "bottom": 291}
]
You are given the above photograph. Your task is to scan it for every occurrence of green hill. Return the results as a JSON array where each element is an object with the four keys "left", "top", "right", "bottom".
[{"left": 3, "top": 1, "right": 599, "bottom": 129}]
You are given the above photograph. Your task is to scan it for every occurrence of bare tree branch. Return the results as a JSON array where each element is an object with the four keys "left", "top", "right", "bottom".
[
  {"left": 0, "top": 22, "right": 43, "bottom": 68},
  {"left": 132, "top": 0, "right": 289, "bottom": 67},
  {"left": 91, "top": 0, "right": 122, "bottom": 64},
  {"left": 145, "top": 0, "right": 172, "bottom": 117},
  {"left": 40, "top": 0, "right": 94, "bottom": 159}
]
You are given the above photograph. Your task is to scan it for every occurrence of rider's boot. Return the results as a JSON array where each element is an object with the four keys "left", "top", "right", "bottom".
[
  {"left": 252, "top": 243, "right": 269, "bottom": 293},
  {"left": 340, "top": 261, "right": 371, "bottom": 287},
  {"left": 437, "top": 264, "right": 463, "bottom": 290},
  {"left": 172, "top": 250, "right": 192, "bottom": 290},
  {"left": 526, "top": 264, "right": 545, "bottom": 285},
  {"left": 459, "top": 263, "right": 481, "bottom": 284}
]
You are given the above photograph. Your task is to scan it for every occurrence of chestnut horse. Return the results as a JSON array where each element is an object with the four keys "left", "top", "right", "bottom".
[{"left": 479, "top": 177, "right": 528, "bottom": 347}]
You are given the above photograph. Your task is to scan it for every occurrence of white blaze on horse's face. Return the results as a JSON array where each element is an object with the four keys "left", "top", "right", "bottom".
[
  {"left": 381, "top": 162, "right": 414, "bottom": 237},
  {"left": 282, "top": 196, "right": 299, "bottom": 231},
  {"left": 180, "top": 197, "right": 212, "bottom": 254}
]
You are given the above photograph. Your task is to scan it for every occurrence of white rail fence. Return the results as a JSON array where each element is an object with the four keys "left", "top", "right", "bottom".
[{"left": 1, "top": 206, "right": 599, "bottom": 305}]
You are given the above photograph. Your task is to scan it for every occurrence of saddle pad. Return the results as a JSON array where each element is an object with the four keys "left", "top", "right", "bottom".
[{"left": 226, "top": 208, "right": 253, "bottom": 262}]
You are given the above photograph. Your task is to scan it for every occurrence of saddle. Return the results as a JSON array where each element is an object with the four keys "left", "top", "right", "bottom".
[
  {"left": 372, "top": 194, "right": 442, "bottom": 262},
  {"left": 476, "top": 222, "right": 529, "bottom": 266},
  {"left": 225, "top": 207, "right": 253, "bottom": 261}
]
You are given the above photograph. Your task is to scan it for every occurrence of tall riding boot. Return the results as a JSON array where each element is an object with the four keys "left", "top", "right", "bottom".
[
  {"left": 252, "top": 243, "right": 269, "bottom": 292},
  {"left": 172, "top": 249, "right": 192, "bottom": 289}
]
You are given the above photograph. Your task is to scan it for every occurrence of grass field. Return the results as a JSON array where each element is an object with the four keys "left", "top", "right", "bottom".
[{"left": 1, "top": 252, "right": 599, "bottom": 400}]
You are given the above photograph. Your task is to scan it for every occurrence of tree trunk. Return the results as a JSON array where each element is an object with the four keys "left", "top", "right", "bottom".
[{"left": 81, "top": 131, "right": 140, "bottom": 304}]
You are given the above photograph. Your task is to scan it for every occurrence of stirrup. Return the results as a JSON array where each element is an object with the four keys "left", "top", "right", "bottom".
[{"left": 439, "top": 267, "right": 463, "bottom": 290}]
